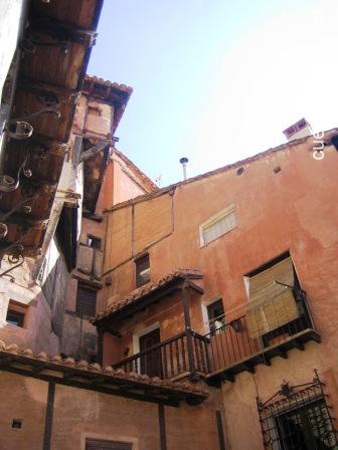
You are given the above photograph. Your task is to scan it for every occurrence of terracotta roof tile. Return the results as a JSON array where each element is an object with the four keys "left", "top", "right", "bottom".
[
  {"left": 0, "top": 340, "right": 209, "bottom": 399},
  {"left": 93, "top": 269, "right": 203, "bottom": 323},
  {"left": 84, "top": 75, "right": 133, "bottom": 95}
]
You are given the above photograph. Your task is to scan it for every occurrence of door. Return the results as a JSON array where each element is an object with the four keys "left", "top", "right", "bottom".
[
  {"left": 139, "top": 328, "right": 162, "bottom": 377},
  {"left": 86, "top": 439, "right": 132, "bottom": 450}
]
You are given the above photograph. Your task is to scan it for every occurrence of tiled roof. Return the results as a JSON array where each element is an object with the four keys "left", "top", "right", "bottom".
[
  {"left": 93, "top": 269, "right": 203, "bottom": 323},
  {"left": 84, "top": 75, "right": 133, "bottom": 95},
  {"left": 0, "top": 340, "right": 208, "bottom": 405}
]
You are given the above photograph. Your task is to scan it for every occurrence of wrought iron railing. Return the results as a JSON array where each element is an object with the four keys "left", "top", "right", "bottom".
[
  {"left": 204, "top": 290, "right": 317, "bottom": 374},
  {"left": 113, "top": 330, "right": 210, "bottom": 379}
]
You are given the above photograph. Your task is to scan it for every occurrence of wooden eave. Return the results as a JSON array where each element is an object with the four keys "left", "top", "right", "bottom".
[
  {"left": 0, "top": 350, "right": 207, "bottom": 407},
  {"left": 94, "top": 278, "right": 204, "bottom": 328},
  {"left": 0, "top": 0, "right": 103, "bottom": 257},
  {"left": 82, "top": 140, "right": 110, "bottom": 214}
]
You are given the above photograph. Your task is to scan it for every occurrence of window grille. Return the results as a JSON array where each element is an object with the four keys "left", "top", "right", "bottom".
[{"left": 257, "top": 371, "right": 338, "bottom": 450}]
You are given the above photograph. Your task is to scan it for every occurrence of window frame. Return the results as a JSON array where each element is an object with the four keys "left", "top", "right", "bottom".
[
  {"left": 76, "top": 284, "right": 97, "bottom": 318},
  {"left": 202, "top": 297, "right": 225, "bottom": 333},
  {"left": 135, "top": 253, "right": 150, "bottom": 287},
  {"left": 199, "top": 204, "right": 236, "bottom": 247},
  {"left": 87, "top": 235, "right": 102, "bottom": 250},
  {"left": 6, "top": 300, "right": 27, "bottom": 328}
]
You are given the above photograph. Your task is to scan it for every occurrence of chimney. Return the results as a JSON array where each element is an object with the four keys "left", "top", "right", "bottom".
[
  {"left": 179, "top": 157, "right": 189, "bottom": 181},
  {"left": 283, "top": 118, "right": 312, "bottom": 142}
]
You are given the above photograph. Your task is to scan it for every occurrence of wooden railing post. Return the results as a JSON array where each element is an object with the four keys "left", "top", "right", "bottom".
[{"left": 181, "top": 280, "right": 197, "bottom": 379}]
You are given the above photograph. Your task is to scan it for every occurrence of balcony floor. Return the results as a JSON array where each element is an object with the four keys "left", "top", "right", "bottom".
[{"left": 204, "top": 328, "right": 321, "bottom": 386}]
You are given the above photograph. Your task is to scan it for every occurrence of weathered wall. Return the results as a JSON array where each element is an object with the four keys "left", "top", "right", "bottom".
[
  {"left": 104, "top": 136, "right": 338, "bottom": 319},
  {"left": 61, "top": 90, "right": 156, "bottom": 360},
  {"left": 0, "top": 371, "right": 221, "bottom": 450},
  {"left": 0, "top": 372, "right": 47, "bottom": 450},
  {"left": 102, "top": 133, "right": 338, "bottom": 449}
]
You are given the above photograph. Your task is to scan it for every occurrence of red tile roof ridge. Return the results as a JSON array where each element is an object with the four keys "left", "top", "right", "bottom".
[
  {"left": 93, "top": 269, "right": 203, "bottom": 322},
  {"left": 0, "top": 340, "right": 208, "bottom": 396},
  {"left": 85, "top": 74, "right": 133, "bottom": 94},
  {"left": 105, "top": 127, "right": 338, "bottom": 213}
]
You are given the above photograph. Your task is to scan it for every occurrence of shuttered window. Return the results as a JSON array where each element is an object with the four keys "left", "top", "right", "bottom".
[
  {"left": 200, "top": 205, "right": 236, "bottom": 246},
  {"left": 76, "top": 285, "right": 97, "bottom": 318},
  {"left": 246, "top": 256, "right": 299, "bottom": 339},
  {"left": 86, "top": 439, "right": 132, "bottom": 450}
]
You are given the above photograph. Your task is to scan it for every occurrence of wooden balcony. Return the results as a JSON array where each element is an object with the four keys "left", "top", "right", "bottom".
[
  {"left": 204, "top": 290, "right": 321, "bottom": 386},
  {"left": 113, "top": 330, "right": 210, "bottom": 381},
  {"left": 112, "top": 291, "right": 320, "bottom": 385}
]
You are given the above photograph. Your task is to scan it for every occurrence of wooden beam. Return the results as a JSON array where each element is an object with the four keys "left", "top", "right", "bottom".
[
  {"left": 42, "top": 382, "right": 55, "bottom": 450},
  {"left": 216, "top": 410, "right": 226, "bottom": 450},
  {"left": 158, "top": 404, "right": 167, "bottom": 450},
  {"left": 79, "top": 141, "right": 110, "bottom": 163}
]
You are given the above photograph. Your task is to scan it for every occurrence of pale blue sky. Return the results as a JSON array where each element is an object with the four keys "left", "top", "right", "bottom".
[{"left": 88, "top": 0, "right": 337, "bottom": 186}]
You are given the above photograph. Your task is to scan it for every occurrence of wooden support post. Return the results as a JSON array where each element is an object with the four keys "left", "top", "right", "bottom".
[
  {"left": 42, "top": 382, "right": 55, "bottom": 450},
  {"left": 158, "top": 403, "right": 167, "bottom": 450},
  {"left": 181, "top": 281, "right": 196, "bottom": 379},
  {"left": 216, "top": 410, "right": 226, "bottom": 450}
]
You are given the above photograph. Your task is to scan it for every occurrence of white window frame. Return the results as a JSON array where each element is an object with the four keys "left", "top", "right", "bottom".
[
  {"left": 199, "top": 204, "right": 236, "bottom": 247},
  {"left": 202, "top": 297, "right": 224, "bottom": 333}
]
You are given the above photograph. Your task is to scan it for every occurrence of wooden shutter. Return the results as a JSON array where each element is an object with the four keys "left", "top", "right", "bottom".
[
  {"left": 202, "top": 210, "right": 236, "bottom": 245},
  {"left": 246, "top": 257, "right": 299, "bottom": 338},
  {"left": 86, "top": 440, "right": 132, "bottom": 450},
  {"left": 76, "top": 286, "right": 97, "bottom": 317}
]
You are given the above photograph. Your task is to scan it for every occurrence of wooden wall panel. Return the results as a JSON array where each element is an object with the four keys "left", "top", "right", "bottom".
[
  {"left": 134, "top": 194, "right": 172, "bottom": 254},
  {"left": 104, "top": 206, "right": 133, "bottom": 271}
]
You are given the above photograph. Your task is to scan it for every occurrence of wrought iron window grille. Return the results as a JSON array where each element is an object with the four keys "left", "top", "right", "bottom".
[{"left": 257, "top": 370, "right": 338, "bottom": 450}]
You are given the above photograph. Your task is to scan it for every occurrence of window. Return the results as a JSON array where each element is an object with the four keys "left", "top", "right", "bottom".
[
  {"left": 87, "top": 235, "right": 102, "bottom": 250},
  {"left": 76, "top": 285, "right": 97, "bottom": 318},
  {"left": 6, "top": 301, "right": 27, "bottom": 327},
  {"left": 86, "top": 439, "right": 132, "bottom": 450},
  {"left": 200, "top": 205, "right": 236, "bottom": 246},
  {"left": 206, "top": 299, "right": 225, "bottom": 332},
  {"left": 258, "top": 375, "right": 338, "bottom": 450},
  {"left": 135, "top": 254, "right": 150, "bottom": 287},
  {"left": 245, "top": 253, "right": 302, "bottom": 340}
]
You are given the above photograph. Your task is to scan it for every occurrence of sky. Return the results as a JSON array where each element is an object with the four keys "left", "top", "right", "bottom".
[{"left": 88, "top": 0, "right": 338, "bottom": 187}]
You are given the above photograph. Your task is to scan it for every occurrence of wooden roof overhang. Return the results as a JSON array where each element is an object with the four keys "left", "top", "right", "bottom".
[
  {"left": 92, "top": 274, "right": 204, "bottom": 332},
  {"left": 0, "top": 0, "right": 103, "bottom": 264},
  {"left": 0, "top": 348, "right": 208, "bottom": 406},
  {"left": 80, "top": 77, "right": 134, "bottom": 216}
]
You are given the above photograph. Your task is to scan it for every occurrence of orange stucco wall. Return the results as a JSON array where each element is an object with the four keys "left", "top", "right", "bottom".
[
  {"left": 0, "top": 371, "right": 221, "bottom": 450},
  {"left": 102, "top": 132, "right": 338, "bottom": 450}
]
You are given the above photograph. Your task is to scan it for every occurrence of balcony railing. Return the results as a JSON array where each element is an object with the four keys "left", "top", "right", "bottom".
[
  {"left": 112, "top": 290, "right": 320, "bottom": 383},
  {"left": 204, "top": 290, "right": 321, "bottom": 384},
  {"left": 113, "top": 330, "right": 210, "bottom": 380}
]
